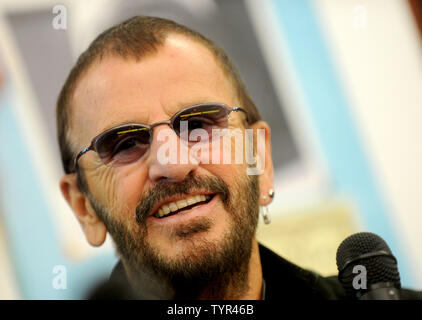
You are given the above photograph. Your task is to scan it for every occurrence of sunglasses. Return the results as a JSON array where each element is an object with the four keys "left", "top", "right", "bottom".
[{"left": 73, "top": 102, "right": 248, "bottom": 171}]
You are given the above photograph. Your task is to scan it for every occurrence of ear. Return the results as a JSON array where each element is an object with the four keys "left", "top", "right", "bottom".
[
  {"left": 59, "top": 174, "right": 107, "bottom": 247},
  {"left": 249, "top": 121, "right": 274, "bottom": 206}
]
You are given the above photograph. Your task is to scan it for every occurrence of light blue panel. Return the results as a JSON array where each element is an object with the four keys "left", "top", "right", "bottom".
[
  {"left": 271, "top": 0, "right": 414, "bottom": 286},
  {"left": 0, "top": 86, "right": 117, "bottom": 299}
]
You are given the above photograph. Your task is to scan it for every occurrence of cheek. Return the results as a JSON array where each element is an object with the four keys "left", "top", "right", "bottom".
[
  {"left": 201, "top": 158, "right": 246, "bottom": 194},
  {"left": 204, "top": 130, "right": 250, "bottom": 167},
  {"left": 110, "top": 164, "right": 150, "bottom": 218},
  {"left": 210, "top": 132, "right": 250, "bottom": 179}
]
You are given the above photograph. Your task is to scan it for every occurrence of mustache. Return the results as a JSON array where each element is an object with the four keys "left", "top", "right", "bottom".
[{"left": 135, "top": 173, "right": 229, "bottom": 225}]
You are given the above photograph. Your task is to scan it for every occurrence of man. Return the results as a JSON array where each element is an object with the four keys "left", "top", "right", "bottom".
[{"left": 56, "top": 15, "right": 346, "bottom": 300}]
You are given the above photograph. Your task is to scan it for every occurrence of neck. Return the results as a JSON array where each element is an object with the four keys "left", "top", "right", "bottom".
[{"left": 241, "top": 239, "right": 263, "bottom": 299}]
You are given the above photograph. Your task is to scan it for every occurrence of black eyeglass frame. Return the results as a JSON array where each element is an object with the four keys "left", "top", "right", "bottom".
[{"left": 72, "top": 102, "right": 248, "bottom": 173}]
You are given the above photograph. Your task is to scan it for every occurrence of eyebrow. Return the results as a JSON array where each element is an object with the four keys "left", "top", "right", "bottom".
[
  {"left": 169, "top": 99, "right": 213, "bottom": 114},
  {"left": 98, "top": 116, "right": 149, "bottom": 134}
]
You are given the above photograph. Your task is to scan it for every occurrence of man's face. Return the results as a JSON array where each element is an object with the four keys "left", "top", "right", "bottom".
[{"left": 67, "top": 34, "right": 271, "bottom": 292}]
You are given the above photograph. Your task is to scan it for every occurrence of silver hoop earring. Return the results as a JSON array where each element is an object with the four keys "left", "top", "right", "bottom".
[
  {"left": 268, "top": 189, "right": 275, "bottom": 198},
  {"left": 261, "top": 189, "right": 274, "bottom": 224},
  {"left": 262, "top": 205, "right": 271, "bottom": 224},
  {"left": 261, "top": 194, "right": 271, "bottom": 225}
]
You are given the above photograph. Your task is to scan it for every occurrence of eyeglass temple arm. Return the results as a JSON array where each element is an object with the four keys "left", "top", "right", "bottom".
[
  {"left": 73, "top": 147, "right": 91, "bottom": 172},
  {"left": 231, "top": 106, "right": 249, "bottom": 123}
]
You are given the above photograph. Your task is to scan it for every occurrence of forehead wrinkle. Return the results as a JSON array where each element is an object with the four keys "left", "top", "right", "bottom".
[
  {"left": 71, "top": 92, "right": 153, "bottom": 149},
  {"left": 69, "top": 59, "right": 143, "bottom": 141}
]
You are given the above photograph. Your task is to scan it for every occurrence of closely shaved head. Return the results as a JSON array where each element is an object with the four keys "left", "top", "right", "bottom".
[{"left": 57, "top": 15, "right": 261, "bottom": 175}]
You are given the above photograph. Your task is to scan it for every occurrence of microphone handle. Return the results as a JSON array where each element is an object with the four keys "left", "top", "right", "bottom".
[{"left": 359, "top": 283, "right": 400, "bottom": 300}]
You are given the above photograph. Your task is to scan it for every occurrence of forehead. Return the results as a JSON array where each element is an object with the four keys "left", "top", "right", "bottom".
[{"left": 70, "top": 34, "right": 236, "bottom": 147}]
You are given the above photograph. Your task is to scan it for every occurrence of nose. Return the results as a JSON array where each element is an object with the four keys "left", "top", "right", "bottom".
[{"left": 147, "top": 125, "right": 199, "bottom": 183}]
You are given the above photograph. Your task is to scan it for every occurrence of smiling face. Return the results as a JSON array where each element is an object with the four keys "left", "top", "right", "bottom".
[{"left": 60, "top": 34, "right": 274, "bottom": 298}]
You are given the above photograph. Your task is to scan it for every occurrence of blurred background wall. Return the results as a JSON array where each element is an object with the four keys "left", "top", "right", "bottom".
[{"left": 0, "top": 0, "right": 421, "bottom": 299}]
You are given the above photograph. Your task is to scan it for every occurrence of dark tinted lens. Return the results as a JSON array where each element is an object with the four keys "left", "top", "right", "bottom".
[
  {"left": 94, "top": 125, "right": 151, "bottom": 166},
  {"left": 173, "top": 105, "right": 228, "bottom": 141}
]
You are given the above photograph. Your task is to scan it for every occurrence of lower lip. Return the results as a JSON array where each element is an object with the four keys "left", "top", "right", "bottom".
[{"left": 148, "top": 195, "right": 218, "bottom": 225}]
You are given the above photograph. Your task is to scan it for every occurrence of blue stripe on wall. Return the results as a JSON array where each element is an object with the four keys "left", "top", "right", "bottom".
[
  {"left": 271, "top": 0, "right": 414, "bottom": 286},
  {"left": 0, "top": 86, "right": 116, "bottom": 299}
]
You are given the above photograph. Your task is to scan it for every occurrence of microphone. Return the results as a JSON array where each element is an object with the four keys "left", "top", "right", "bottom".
[{"left": 336, "top": 232, "right": 401, "bottom": 300}]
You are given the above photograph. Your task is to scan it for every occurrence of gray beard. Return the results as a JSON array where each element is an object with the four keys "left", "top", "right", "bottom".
[{"left": 88, "top": 173, "right": 260, "bottom": 299}]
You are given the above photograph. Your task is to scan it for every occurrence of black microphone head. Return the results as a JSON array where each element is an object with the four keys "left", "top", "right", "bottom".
[{"left": 336, "top": 232, "right": 401, "bottom": 297}]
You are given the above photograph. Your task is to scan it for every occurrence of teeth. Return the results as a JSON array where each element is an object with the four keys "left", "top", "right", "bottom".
[
  {"left": 169, "top": 203, "right": 178, "bottom": 212},
  {"left": 158, "top": 208, "right": 164, "bottom": 217},
  {"left": 187, "top": 197, "right": 196, "bottom": 205},
  {"left": 196, "top": 195, "right": 206, "bottom": 202},
  {"left": 155, "top": 194, "right": 212, "bottom": 218},
  {"left": 162, "top": 204, "right": 170, "bottom": 214}
]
